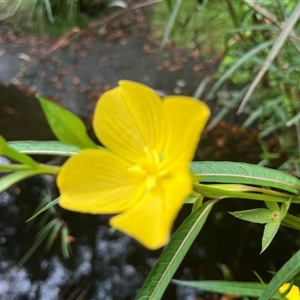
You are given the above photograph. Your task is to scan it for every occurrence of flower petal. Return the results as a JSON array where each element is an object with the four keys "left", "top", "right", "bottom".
[
  {"left": 279, "top": 283, "right": 300, "bottom": 300},
  {"left": 93, "top": 81, "right": 167, "bottom": 163},
  {"left": 110, "top": 166, "right": 191, "bottom": 249},
  {"left": 57, "top": 149, "right": 145, "bottom": 214},
  {"left": 163, "top": 96, "right": 210, "bottom": 162}
]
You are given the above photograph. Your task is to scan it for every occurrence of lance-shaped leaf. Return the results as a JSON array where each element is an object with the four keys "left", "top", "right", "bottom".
[
  {"left": 37, "top": 95, "right": 97, "bottom": 149},
  {"left": 230, "top": 208, "right": 272, "bottom": 224},
  {"left": 190, "top": 161, "right": 300, "bottom": 195},
  {"left": 265, "top": 201, "right": 280, "bottom": 212},
  {"left": 261, "top": 200, "right": 290, "bottom": 252},
  {"left": 172, "top": 280, "right": 281, "bottom": 299},
  {"left": 8, "top": 141, "right": 81, "bottom": 156},
  {"left": 261, "top": 221, "right": 281, "bottom": 253},
  {"left": 0, "top": 136, "right": 38, "bottom": 167}
]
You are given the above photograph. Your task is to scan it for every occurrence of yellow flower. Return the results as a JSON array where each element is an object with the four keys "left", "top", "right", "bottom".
[
  {"left": 279, "top": 283, "right": 300, "bottom": 300},
  {"left": 57, "top": 81, "right": 210, "bottom": 249}
]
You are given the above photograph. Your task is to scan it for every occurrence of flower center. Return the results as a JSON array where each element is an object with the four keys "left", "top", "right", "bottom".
[{"left": 129, "top": 147, "right": 169, "bottom": 190}]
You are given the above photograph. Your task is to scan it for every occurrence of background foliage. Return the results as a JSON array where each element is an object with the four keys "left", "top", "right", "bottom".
[{"left": 153, "top": 0, "right": 300, "bottom": 174}]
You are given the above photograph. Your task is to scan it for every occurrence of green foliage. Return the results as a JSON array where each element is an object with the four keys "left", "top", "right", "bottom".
[
  {"left": 230, "top": 200, "right": 290, "bottom": 253},
  {"left": 157, "top": 0, "right": 300, "bottom": 173},
  {"left": 152, "top": 0, "right": 236, "bottom": 50},
  {"left": 0, "top": 0, "right": 102, "bottom": 34}
]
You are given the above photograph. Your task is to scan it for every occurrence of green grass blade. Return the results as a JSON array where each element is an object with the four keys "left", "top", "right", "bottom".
[
  {"left": 45, "top": 219, "right": 62, "bottom": 250},
  {"left": 16, "top": 220, "right": 55, "bottom": 268},
  {"left": 172, "top": 280, "right": 280, "bottom": 299},
  {"left": 135, "top": 199, "right": 218, "bottom": 299},
  {"left": 8, "top": 141, "right": 81, "bottom": 156},
  {"left": 159, "top": 0, "right": 182, "bottom": 51},
  {"left": 61, "top": 226, "right": 71, "bottom": 259},
  {"left": 26, "top": 197, "right": 60, "bottom": 222},
  {"left": 205, "top": 40, "right": 273, "bottom": 100},
  {"left": 43, "top": 0, "right": 54, "bottom": 23},
  {"left": 190, "top": 161, "right": 300, "bottom": 195},
  {"left": 258, "top": 249, "right": 300, "bottom": 300}
]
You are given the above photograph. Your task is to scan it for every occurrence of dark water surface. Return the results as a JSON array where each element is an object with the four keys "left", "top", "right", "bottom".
[{"left": 0, "top": 86, "right": 299, "bottom": 300}]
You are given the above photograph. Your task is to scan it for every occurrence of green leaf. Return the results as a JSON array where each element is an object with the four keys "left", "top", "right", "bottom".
[
  {"left": 0, "top": 170, "right": 39, "bottom": 193},
  {"left": 280, "top": 199, "right": 291, "bottom": 217},
  {"left": 258, "top": 249, "right": 300, "bottom": 300},
  {"left": 261, "top": 221, "right": 280, "bottom": 253},
  {"left": 281, "top": 213, "right": 300, "bottom": 230},
  {"left": 190, "top": 161, "right": 300, "bottom": 195},
  {"left": 265, "top": 201, "right": 280, "bottom": 212},
  {"left": 37, "top": 95, "right": 97, "bottom": 149},
  {"left": 229, "top": 208, "right": 272, "bottom": 224},
  {"left": 171, "top": 280, "right": 280, "bottom": 299},
  {"left": 8, "top": 141, "right": 81, "bottom": 156},
  {"left": 260, "top": 200, "right": 291, "bottom": 252},
  {"left": 135, "top": 199, "right": 218, "bottom": 299},
  {"left": 192, "top": 194, "right": 204, "bottom": 212},
  {"left": 0, "top": 136, "right": 38, "bottom": 167}
]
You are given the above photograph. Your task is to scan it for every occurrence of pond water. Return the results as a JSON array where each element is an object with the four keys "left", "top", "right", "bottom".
[{"left": 0, "top": 85, "right": 299, "bottom": 300}]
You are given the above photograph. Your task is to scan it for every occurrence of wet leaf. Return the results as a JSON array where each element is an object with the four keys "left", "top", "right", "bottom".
[
  {"left": 230, "top": 208, "right": 272, "bottom": 224},
  {"left": 261, "top": 221, "right": 280, "bottom": 253}
]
